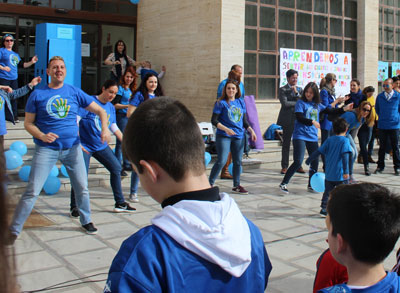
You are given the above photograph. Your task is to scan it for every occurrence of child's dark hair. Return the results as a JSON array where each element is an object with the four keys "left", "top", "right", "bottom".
[
  {"left": 332, "top": 117, "right": 349, "bottom": 135},
  {"left": 393, "top": 76, "right": 400, "bottom": 83},
  {"left": 122, "top": 97, "right": 205, "bottom": 182},
  {"left": 301, "top": 82, "right": 320, "bottom": 105},
  {"left": 327, "top": 183, "right": 400, "bottom": 264},
  {"left": 362, "top": 86, "right": 375, "bottom": 96}
]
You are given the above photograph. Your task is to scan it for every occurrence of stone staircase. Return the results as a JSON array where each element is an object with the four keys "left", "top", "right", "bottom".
[{"left": 4, "top": 120, "right": 282, "bottom": 195}]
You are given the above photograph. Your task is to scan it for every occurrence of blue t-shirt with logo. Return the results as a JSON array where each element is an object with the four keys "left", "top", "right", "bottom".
[
  {"left": 318, "top": 135, "right": 352, "bottom": 181},
  {"left": 293, "top": 99, "right": 326, "bottom": 142},
  {"left": 0, "top": 48, "right": 21, "bottom": 80},
  {"left": 25, "top": 84, "right": 95, "bottom": 150},
  {"left": 79, "top": 96, "right": 116, "bottom": 153},
  {"left": 213, "top": 98, "right": 246, "bottom": 139},
  {"left": 130, "top": 91, "right": 156, "bottom": 107},
  {"left": 0, "top": 95, "right": 5, "bottom": 135},
  {"left": 116, "top": 85, "right": 132, "bottom": 115}
]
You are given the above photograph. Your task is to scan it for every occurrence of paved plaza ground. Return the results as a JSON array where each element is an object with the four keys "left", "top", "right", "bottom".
[{"left": 8, "top": 152, "right": 400, "bottom": 293}]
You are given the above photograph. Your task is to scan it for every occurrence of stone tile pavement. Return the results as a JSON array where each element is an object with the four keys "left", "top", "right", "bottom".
[{"left": 8, "top": 157, "right": 400, "bottom": 292}]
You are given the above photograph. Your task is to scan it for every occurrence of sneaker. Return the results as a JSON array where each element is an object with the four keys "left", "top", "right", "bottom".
[
  {"left": 307, "top": 186, "right": 317, "bottom": 193},
  {"left": 121, "top": 170, "right": 128, "bottom": 177},
  {"left": 320, "top": 208, "right": 327, "bottom": 217},
  {"left": 374, "top": 168, "right": 384, "bottom": 174},
  {"left": 232, "top": 185, "right": 249, "bottom": 195},
  {"left": 114, "top": 202, "right": 136, "bottom": 213},
  {"left": 349, "top": 175, "right": 358, "bottom": 184},
  {"left": 14, "top": 119, "right": 20, "bottom": 123},
  {"left": 279, "top": 183, "right": 289, "bottom": 194},
  {"left": 395, "top": 169, "right": 400, "bottom": 176},
  {"left": 280, "top": 168, "right": 287, "bottom": 175},
  {"left": 129, "top": 193, "right": 139, "bottom": 203},
  {"left": 69, "top": 207, "right": 79, "bottom": 218},
  {"left": 5, "top": 231, "right": 17, "bottom": 245},
  {"left": 82, "top": 222, "right": 98, "bottom": 235},
  {"left": 123, "top": 165, "right": 133, "bottom": 172}
]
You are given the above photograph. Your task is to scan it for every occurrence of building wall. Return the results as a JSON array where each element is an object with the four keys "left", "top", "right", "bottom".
[{"left": 137, "top": 0, "right": 245, "bottom": 121}]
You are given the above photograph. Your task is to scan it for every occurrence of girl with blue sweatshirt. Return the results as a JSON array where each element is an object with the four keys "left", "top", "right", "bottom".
[{"left": 279, "top": 82, "right": 353, "bottom": 194}]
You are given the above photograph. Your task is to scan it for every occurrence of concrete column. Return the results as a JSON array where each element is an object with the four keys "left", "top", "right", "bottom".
[
  {"left": 357, "top": 0, "right": 379, "bottom": 90},
  {"left": 136, "top": 0, "right": 245, "bottom": 121}
]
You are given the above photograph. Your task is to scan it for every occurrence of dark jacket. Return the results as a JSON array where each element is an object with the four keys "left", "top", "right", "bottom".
[
  {"left": 277, "top": 83, "right": 303, "bottom": 127},
  {"left": 2, "top": 85, "right": 31, "bottom": 124}
]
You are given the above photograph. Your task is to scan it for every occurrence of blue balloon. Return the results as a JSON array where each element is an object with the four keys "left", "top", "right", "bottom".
[
  {"left": 228, "top": 163, "right": 242, "bottom": 176},
  {"left": 60, "top": 165, "right": 69, "bottom": 178},
  {"left": 10, "top": 141, "right": 27, "bottom": 156},
  {"left": 204, "top": 152, "right": 211, "bottom": 167},
  {"left": 5, "top": 150, "right": 23, "bottom": 170},
  {"left": 43, "top": 176, "right": 61, "bottom": 195},
  {"left": 310, "top": 172, "right": 326, "bottom": 193},
  {"left": 49, "top": 165, "right": 59, "bottom": 177},
  {"left": 18, "top": 165, "right": 31, "bottom": 182},
  {"left": 130, "top": 0, "right": 140, "bottom": 3}
]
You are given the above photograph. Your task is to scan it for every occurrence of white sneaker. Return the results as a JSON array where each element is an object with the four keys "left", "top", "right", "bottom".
[
  {"left": 129, "top": 193, "right": 139, "bottom": 203},
  {"left": 279, "top": 183, "right": 289, "bottom": 194}
]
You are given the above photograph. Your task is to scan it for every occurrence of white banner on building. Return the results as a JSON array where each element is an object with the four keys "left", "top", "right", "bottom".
[{"left": 280, "top": 48, "right": 352, "bottom": 97}]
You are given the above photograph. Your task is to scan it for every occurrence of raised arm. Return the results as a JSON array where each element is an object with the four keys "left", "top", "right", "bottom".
[{"left": 23, "top": 55, "right": 38, "bottom": 68}]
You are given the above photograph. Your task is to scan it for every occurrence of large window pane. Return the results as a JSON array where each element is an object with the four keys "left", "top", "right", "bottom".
[
  {"left": 384, "top": 8, "right": 394, "bottom": 25},
  {"left": 384, "top": 26, "right": 394, "bottom": 43},
  {"left": 259, "top": 54, "right": 276, "bottom": 75},
  {"left": 260, "top": 7, "right": 275, "bottom": 28},
  {"left": 279, "top": 0, "right": 294, "bottom": 8},
  {"left": 330, "top": 18, "right": 342, "bottom": 37},
  {"left": 330, "top": 39, "right": 342, "bottom": 51},
  {"left": 345, "top": 20, "right": 357, "bottom": 38},
  {"left": 297, "top": 13, "right": 312, "bottom": 33},
  {"left": 314, "top": 16, "right": 328, "bottom": 35},
  {"left": 296, "top": 35, "right": 312, "bottom": 50},
  {"left": 380, "top": 26, "right": 383, "bottom": 42},
  {"left": 118, "top": 3, "right": 138, "bottom": 16},
  {"left": 279, "top": 10, "right": 294, "bottom": 30},
  {"left": 98, "top": 2, "right": 118, "bottom": 13},
  {"left": 245, "top": 53, "right": 257, "bottom": 74},
  {"left": 384, "top": 45, "right": 394, "bottom": 60},
  {"left": 397, "top": 29, "right": 400, "bottom": 44},
  {"left": 314, "top": 37, "right": 328, "bottom": 51},
  {"left": 297, "top": 0, "right": 311, "bottom": 11},
  {"left": 244, "top": 77, "right": 256, "bottom": 97},
  {"left": 397, "top": 11, "right": 400, "bottom": 26},
  {"left": 330, "top": 0, "right": 343, "bottom": 16},
  {"left": 261, "top": 0, "right": 275, "bottom": 4},
  {"left": 345, "top": 40, "right": 357, "bottom": 58},
  {"left": 279, "top": 33, "right": 294, "bottom": 48},
  {"left": 51, "top": 0, "right": 73, "bottom": 9},
  {"left": 245, "top": 29, "right": 257, "bottom": 50},
  {"left": 258, "top": 78, "right": 276, "bottom": 99},
  {"left": 345, "top": 0, "right": 357, "bottom": 18},
  {"left": 246, "top": 4, "right": 258, "bottom": 26},
  {"left": 260, "top": 30, "right": 275, "bottom": 51},
  {"left": 314, "top": 0, "right": 328, "bottom": 13}
]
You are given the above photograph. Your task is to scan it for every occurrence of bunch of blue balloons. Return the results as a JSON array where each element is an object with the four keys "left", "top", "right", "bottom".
[{"left": 7, "top": 141, "right": 69, "bottom": 195}]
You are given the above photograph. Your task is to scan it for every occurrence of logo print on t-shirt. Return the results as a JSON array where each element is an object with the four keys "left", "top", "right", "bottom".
[
  {"left": 228, "top": 105, "right": 242, "bottom": 123},
  {"left": 0, "top": 97, "right": 4, "bottom": 111},
  {"left": 306, "top": 107, "right": 319, "bottom": 121},
  {"left": 94, "top": 114, "right": 111, "bottom": 131},
  {"left": 9, "top": 54, "right": 19, "bottom": 67},
  {"left": 46, "top": 95, "right": 71, "bottom": 119}
]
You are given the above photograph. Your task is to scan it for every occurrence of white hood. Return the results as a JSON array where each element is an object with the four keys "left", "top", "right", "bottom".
[{"left": 151, "top": 192, "right": 251, "bottom": 277}]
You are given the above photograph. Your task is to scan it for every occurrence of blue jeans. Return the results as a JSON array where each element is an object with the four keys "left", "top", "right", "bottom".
[
  {"left": 282, "top": 139, "right": 318, "bottom": 186},
  {"left": 115, "top": 113, "right": 130, "bottom": 169},
  {"left": 347, "top": 133, "right": 357, "bottom": 175},
  {"left": 71, "top": 146, "right": 125, "bottom": 208},
  {"left": 377, "top": 128, "right": 400, "bottom": 169},
  {"left": 130, "top": 171, "right": 139, "bottom": 194},
  {"left": 209, "top": 134, "right": 244, "bottom": 187},
  {"left": 357, "top": 124, "right": 372, "bottom": 166},
  {"left": 10, "top": 144, "right": 91, "bottom": 235},
  {"left": 321, "top": 180, "right": 348, "bottom": 209}
]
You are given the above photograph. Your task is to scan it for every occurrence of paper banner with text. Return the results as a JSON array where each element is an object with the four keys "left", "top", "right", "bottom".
[
  {"left": 392, "top": 62, "right": 400, "bottom": 77},
  {"left": 378, "top": 61, "right": 389, "bottom": 82},
  {"left": 280, "top": 48, "right": 352, "bottom": 97}
]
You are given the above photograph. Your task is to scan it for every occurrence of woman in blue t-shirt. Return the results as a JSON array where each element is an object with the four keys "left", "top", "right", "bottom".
[
  {"left": 126, "top": 73, "right": 164, "bottom": 202},
  {"left": 341, "top": 101, "right": 374, "bottom": 179},
  {"left": 113, "top": 66, "right": 137, "bottom": 174},
  {"left": 279, "top": 82, "right": 353, "bottom": 194},
  {"left": 345, "top": 79, "right": 366, "bottom": 140},
  {"left": 208, "top": 80, "right": 256, "bottom": 195},
  {"left": 70, "top": 80, "right": 136, "bottom": 216}
]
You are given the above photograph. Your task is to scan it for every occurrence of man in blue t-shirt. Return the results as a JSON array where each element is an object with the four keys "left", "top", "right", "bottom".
[
  {"left": 306, "top": 118, "right": 352, "bottom": 217},
  {"left": 7, "top": 56, "right": 111, "bottom": 244},
  {"left": 319, "top": 183, "right": 400, "bottom": 292}
]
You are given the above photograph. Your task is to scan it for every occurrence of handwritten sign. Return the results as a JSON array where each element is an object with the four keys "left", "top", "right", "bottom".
[
  {"left": 392, "top": 62, "right": 400, "bottom": 77},
  {"left": 280, "top": 48, "right": 352, "bottom": 97}
]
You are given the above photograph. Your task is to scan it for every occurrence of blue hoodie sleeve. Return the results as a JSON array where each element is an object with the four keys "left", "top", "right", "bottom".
[{"left": 5, "top": 85, "right": 31, "bottom": 100}]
